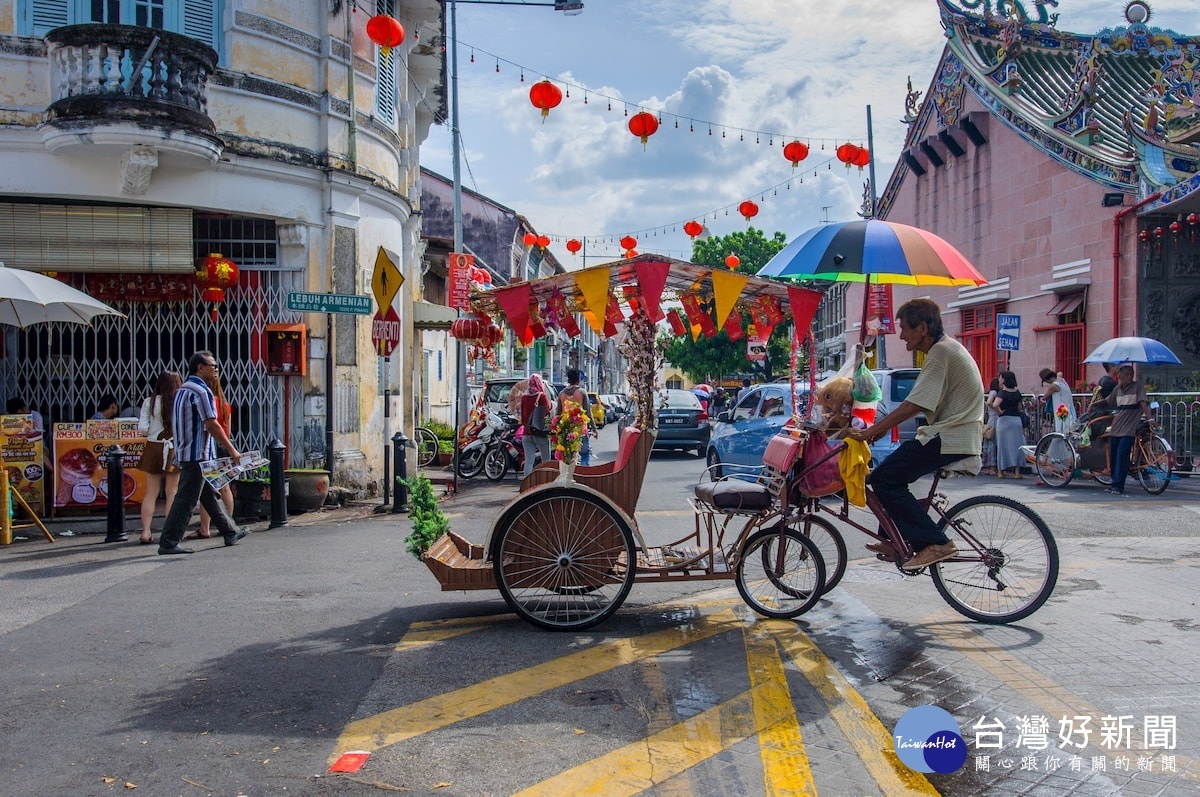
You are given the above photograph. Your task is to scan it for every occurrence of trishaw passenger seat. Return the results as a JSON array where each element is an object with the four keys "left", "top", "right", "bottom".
[
  {"left": 693, "top": 434, "right": 803, "bottom": 511},
  {"left": 519, "top": 427, "right": 656, "bottom": 521}
]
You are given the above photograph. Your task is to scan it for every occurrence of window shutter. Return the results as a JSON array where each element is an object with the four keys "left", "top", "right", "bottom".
[
  {"left": 181, "top": 0, "right": 219, "bottom": 51},
  {"left": 374, "top": 0, "right": 397, "bottom": 125},
  {"left": 29, "top": 0, "right": 70, "bottom": 36}
]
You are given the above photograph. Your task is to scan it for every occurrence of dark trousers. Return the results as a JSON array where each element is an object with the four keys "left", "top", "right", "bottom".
[
  {"left": 868, "top": 438, "right": 962, "bottom": 549},
  {"left": 159, "top": 461, "right": 239, "bottom": 548},
  {"left": 1108, "top": 435, "right": 1135, "bottom": 493}
]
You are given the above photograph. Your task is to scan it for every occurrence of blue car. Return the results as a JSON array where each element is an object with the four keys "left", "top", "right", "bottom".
[{"left": 705, "top": 382, "right": 897, "bottom": 476}]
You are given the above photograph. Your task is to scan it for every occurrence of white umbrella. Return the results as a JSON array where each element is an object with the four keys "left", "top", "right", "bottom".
[{"left": 0, "top": 261, "right": 124, "bottom": 327}]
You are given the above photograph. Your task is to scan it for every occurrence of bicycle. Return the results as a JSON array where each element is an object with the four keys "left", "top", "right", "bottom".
[
  {"left": 413, "top": 426, "right": 440, "bottom": 469},
  {"left": 1034, "top": 418, "right": 1172, "bottom": 494}
]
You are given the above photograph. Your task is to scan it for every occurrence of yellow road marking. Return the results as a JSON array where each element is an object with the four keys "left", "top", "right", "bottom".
[
  {"left": 332, "top": 608, "right": 742, "bottom": 761},
  {"left": 514, "top": 690, "right": 762, "bottom": 797},
  {"left": 394, "top": 614, "right": 511, "bottom": 650},
  {"left": 770, "top": 621, "right": 940, "bottom": 795},
  {"left": 740, "top": 617, "right": 815, "bottom": 795}
]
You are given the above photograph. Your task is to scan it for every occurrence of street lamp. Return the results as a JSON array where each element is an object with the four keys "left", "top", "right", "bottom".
[{"left": 448, "top": 0, "right": 583, "bottom": 491}]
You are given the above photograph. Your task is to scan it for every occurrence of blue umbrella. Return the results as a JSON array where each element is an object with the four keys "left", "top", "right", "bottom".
[{"left": 1082, "top": 337, "right": 1181, "bottom": 365}]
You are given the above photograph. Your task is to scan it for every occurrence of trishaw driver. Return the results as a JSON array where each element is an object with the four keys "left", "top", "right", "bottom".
[{"left": 847, "top": 298, "right": 984, "bottom": 568}]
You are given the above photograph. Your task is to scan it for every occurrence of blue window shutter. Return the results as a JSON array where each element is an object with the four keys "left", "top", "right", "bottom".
[
  {"left": 27, "top": 0, "right": 71, "bottom": 36},
  {"left": 181, "top": 0, "right": 219, "bottom": 52}
]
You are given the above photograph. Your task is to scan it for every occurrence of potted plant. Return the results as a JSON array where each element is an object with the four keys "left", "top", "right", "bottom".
[
  {"left": 423, "top": 420, "right": 457, "bottom": 467},
  {"left": 231, "top": 461, "right": 278, "bottom": 520},
  {"left": 283, "top": 467, "right": 330, "bottom": 513},
  {"left": 404, "top": 471, "right": 449, "bottom": 559}
]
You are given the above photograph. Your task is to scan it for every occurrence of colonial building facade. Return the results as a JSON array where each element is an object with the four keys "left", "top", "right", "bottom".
[
  {"left": 0, "top": 0, "right": 445, "bottom": 493},
  {"left": 874, "top": 0, "right": 1199, "bottom": 393}
]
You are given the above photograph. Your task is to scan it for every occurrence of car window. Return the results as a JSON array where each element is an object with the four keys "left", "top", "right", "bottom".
[
  {"left": 889, "top": 372, "right": 917, "bottom": 403},
  {"left": 759, "top": 386, "right": 787, "bottom": 418},
  {"left": 657, "top": 391, "right": 701, "bottom": 409},
  {"left": 731, "top": 389, "right": 760, "bottom": 421},
  {"left": 484, "top": 381, "right": 518, "bottom": 404}
]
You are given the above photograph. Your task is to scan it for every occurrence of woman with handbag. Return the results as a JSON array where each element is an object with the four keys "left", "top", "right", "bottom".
[
  {"left": 520, "top": 374, "right": 553, "bottom": 478},
  {"left": 990, "top": 370, "right": 1025, "bottom": 479},
  {"left": 137, "top": 371, "right": 183, "bottom": 544}
]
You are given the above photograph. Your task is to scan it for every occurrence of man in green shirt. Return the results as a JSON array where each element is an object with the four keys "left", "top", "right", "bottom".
[{"left": 848, "top": 299, "right": 984, "bottom": 568}]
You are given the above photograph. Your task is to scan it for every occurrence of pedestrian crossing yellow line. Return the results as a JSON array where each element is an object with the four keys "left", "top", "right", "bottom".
[
  {"left": 331, "top": 608, "right": 742, "bottom": 762},
  {"left": 741, "top": 618, "right": 815, "bottom": 795},
  {"left": 513, "top": 690, "right": 764, "bottom": 797},
  {"left": 394, "top": 614, "right": 511, "bottom": 651},
  {"left": 770, "top": 620, "right": 940, "bottom": 795}
]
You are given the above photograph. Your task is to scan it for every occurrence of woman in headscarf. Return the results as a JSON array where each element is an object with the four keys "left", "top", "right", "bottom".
[{"left": 519, "top": 374, "right": 552, "bottom": 477}]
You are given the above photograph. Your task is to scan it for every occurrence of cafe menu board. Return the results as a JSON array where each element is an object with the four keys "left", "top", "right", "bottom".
[
  {"left": 52, "top": 422, "right": 148, "bottom": 510},
  {"left": 1, "top": 413, "right": 45, "bottom": 516}
]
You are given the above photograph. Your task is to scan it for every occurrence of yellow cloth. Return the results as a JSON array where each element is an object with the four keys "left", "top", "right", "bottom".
[{"left": 839, "top": 439, "right": 871, "bottom": 507}]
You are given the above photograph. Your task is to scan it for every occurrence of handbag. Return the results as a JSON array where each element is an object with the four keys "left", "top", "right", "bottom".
[
  {"left": 1019, "top": 410, "right": 1030, "bottom": 429},
  {"left": 982, "top": 424, "right": 996, "bottom": 441},
  {"left": 793, "top": 431, "right": 845, "bottom": 498},
  {"left": 527, "top": 403, "right": 549, "bottom": 437}
]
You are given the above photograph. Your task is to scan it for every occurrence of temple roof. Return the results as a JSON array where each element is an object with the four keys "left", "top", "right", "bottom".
[{"left": 883, "top": 1, "right": 1200, "bottom": 213}]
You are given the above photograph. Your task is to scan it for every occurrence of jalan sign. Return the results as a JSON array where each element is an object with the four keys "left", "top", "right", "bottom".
[{"left": 372, "top": 306, "right": 402, "bottom": 358}]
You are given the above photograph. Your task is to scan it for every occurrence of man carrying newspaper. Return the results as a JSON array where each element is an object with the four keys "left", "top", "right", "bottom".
[{"left": 157, "top": 351, "right": 247, "bottom": 555}]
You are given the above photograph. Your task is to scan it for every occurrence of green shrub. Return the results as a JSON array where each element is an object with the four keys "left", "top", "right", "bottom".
[
  {"left": 403, "top": 472, "right": 449, "bottom": 559},
  {"left": 423, "top": 420, "right": 456, "bottom": 441}
]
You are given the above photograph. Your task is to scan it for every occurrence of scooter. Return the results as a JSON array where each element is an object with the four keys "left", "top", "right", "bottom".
[
  {"left": 457, "top": 406, "right": 506, "bottom": 478},
  {"left": 483, "top": 411, "right": 540, "bottom": 481}
]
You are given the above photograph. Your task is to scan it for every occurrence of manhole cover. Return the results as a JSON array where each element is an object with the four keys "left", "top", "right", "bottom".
[{"left": 562, "top": 689, "right": 623, "bottom": 707}]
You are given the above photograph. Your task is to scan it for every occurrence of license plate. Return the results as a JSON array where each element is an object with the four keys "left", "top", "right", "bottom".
[{"left": 662, "top": 417, "right": 687, "bottom": 424}]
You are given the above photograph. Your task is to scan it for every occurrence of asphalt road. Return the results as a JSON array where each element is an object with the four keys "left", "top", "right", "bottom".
[{"left": 2, "top": 422, "right": 1198, "bottom": 795}]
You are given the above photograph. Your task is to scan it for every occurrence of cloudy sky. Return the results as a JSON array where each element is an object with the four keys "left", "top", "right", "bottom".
[{"left": 420, "top": 0, "right": 1196, "bottom": 269}]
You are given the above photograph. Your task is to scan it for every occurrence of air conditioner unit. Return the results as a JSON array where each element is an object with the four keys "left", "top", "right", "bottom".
[{"left": 545, "top": 330, "right": 560, "bottom": 347}]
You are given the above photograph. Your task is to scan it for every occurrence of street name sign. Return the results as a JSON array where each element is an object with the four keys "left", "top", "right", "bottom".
[
  {"left": 997, "top": 313, "right": 1021, "bottom": 351},
  {"left": 287, "top": 292, "right": 372, "bottom": 315}
]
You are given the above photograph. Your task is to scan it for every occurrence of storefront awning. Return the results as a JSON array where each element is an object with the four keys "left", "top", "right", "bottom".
[{"left": 413, "top": 300, "right": 458, "bottom": 331}]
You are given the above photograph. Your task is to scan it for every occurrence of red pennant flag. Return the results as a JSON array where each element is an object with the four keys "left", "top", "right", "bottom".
[
  {"left": 633, "top": 259, "right": 670, "bottom": 322},
  {"left": 786, "top": 286, "right": 822, "bottom": 339},
  {"left": 546, "top": 293, "right": 580, "bottom": 337},
  {"left": 622, "top": 285, "right": 641, "bottom": 315},
  {"left": 723, "top": 313, "right": 744, "bottom": 341},
  {"left": 667, "top": 309, "right": 688, "bottom": 336},
  {"left": 606, "top": 293, "right": 624, "bottom": 326},
  {"left": 494, "top": 283, "right": 534, "bottom": 345},
  {"left": 680, "top": 293, "right": 717, "bottom": 337},
  {"left": 751, "top": 299, "right": 776, "bottom": 341}
]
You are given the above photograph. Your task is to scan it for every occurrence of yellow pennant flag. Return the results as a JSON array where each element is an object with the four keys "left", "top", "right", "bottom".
[
  {"left": 573, "top": 266, "right": 611, "bottom": 333},
  {"left": 711, "top": 268, "right": 748, "bottom": 328}
]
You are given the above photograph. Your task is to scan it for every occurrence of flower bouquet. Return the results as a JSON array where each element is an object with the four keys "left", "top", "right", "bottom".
[
  {"left": 552, "top": 399, "right": 590, "bottom": 480},
  {"left": 1055, "top": 403, "right": 1071, "bottom": 432}
]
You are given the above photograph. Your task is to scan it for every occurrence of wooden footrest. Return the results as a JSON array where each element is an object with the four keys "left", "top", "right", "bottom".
[
  {"left": 422, "top": 531, "right": 496, "bottom": 591},
  {"left": 638, "top": 545, "right": 730, "bottom": 574}
]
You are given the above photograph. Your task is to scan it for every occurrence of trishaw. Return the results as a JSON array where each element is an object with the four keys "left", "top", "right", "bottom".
[
  {"left": 1031, "top": 412, "right": 1173, "bottom": 494},
  {"left": 422, "top": 255, "right": 1058, "bottom": 630}
]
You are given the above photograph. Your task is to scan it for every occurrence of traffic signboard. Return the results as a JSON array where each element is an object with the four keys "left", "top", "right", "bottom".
[
  {"left": 371, "top": 247, "right": 404, "bottom": 310},
  {"left": 287, "top": 292, "right": 372, "bottom": 315},
  {"left": 997, "top": 313, "right": 1021, "bottom": 351},
  {"left": 372, "top": 306, "right": 402, "bottom": 358}
]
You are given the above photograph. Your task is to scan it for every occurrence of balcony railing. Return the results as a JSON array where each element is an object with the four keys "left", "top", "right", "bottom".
[{"left": 43, "top": 23, "right": 217, "bottom": 134}]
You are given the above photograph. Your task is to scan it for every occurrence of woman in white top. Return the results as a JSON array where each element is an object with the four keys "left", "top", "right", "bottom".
[
  {"left": 136, "top": 371, "right": 182, "bottom": 544},
  {"left": 1040, "top": 367, "right": 1076, "bottom": 432}
]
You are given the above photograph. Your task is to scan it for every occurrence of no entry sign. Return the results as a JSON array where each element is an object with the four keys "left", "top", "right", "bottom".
[{"left": 371, "top": 306, "right": 401, "bottom": 358}]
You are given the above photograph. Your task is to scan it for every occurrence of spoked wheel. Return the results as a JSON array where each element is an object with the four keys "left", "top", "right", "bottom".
[
  {"left": 457, "top": 446, "right": 486, "bottom": 479},
  {"left": 735, "top": 527, "right": 825, "bottom": 619},
  {"left": 779, "top": 514, "right": 846, "bottom": 594},
  {"left": 1136, "top": 434, "right": 1172, "bottom": 495},
  {"left": 931, "top": 495, "right": 1059, "bottom": 624},
  {"left": 1093, "top": 469, "right": 1113, "bottom": 487},
  {"left": 491, "top": 487, "right": 636, "bottom": 631},
  {"left": 1033, "top": 433, "right": 1074, "bottom": 488},
  {"left": 414, "top": 427, "right": 439, "bottom": 469},
  {"left": 483, "top": 446, "right": 509, "bottom": 481}
]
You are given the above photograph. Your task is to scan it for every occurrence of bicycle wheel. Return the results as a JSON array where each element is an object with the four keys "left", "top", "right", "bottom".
[
  {"left": 1033, "top": 433, "right": 1074, "bottom": 488},
  {"left": 780, "top": 514, "right": 846, "bottom": 594},
  {"left": 1136, "top": 434, "right": 1172, "bottom": 495},
  {"left": 491, "top": 487, "right": 636, "bottom": 631},
  {"left": 457, "top": 446, "right": 486, "bottom": 479},
  {"left": 931, "top": 495, "right": 1058, "bottom": 624},
  {"left": 483, "top": 445, "right": 509, "bottom": 481},
  {"left": 736, "top": 527, "right": 825, "bottom": 619},
  {"left": 414, "top": 427, "right": 439, "bottom": 469}
]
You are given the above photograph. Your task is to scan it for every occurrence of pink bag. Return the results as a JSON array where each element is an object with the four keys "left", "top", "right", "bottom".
[{"left": 794, "top": 431, "right": 844, "bottom": 498}]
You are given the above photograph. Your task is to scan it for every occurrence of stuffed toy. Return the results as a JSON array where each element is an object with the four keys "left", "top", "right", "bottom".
[{"left": 812, "top": 376, "right": 857, "bottom": 435}]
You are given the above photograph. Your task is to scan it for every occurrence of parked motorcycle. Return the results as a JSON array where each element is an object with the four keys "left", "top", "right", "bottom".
[
  {"left": 457, "top": 406, "right": 507, "bottom": 478},
  {"left": 482, "top": 411, "right": 546, "bottom": 481}
]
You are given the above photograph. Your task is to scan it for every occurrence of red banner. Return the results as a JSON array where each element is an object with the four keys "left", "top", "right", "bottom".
[
  {"left": 866, "top": 283, "right": 894, "bottom": 334},
  {"left": 667, "top": 309, "right": 687, "bottom": 336},
  {"left": 723, "top": 313, "right": 744, "bottom": 341},
  {"left": 448, "top": 253, "right": 473, "bottom": 310},
  {"left": 680, "top": 293, "right": 717, "bottom": 337}
]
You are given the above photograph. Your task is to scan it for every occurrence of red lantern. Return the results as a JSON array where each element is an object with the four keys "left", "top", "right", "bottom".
[
  {"left": 522, "top": 232, "right": 537, "bottom": 246},
  {"left": 1138, "top": 230, "right": 1151, "bottom": 242},
  {"left": 738, "top": 200, "right": 759, "bottom": 221},
  {"left": 628, "top": 112, "right": 659, "bottom": 148},
  {"left": 536, "top": 234, "right": 550, "bottom": 248},
  {"left": 528, "top": 80, "right": 562, "bottom": 121},
  {"left": 836, "top": 143, "right": 861, "bottom": 168},
  {"left": 782, "top": 141, "right": 809, "bottom": 168},
  {"left": 620, "top": 235, "right": 637, "bottom": 250},
  {"left": 366, "top": 14, "right": 405, "bottom": 50},
  {"left": 1169, "top": 221, "right": 1183, "bottom": 234},
  {"left": 851, "top": 147, "right": 871, "bottom": 169},
  {"left": 194, "top": 252, "right": 239, "bottom": 322},
  {"left": 725, "top": 255, "right": 740, "bottom": 269},
  {"left": 624, "top": 249, "right": 638, "bottom": 258},
  {"left": 1154, "top": 226, "right": 1165, "bottom": 237},
  {"left": 450, "top": 319, "right": 500, "bottom": 345},
  {"left": 1188, "top": 213, "right": 1199, "bottom": 226},
  {"left": 566, "top": 238, "right": 582, "bottom": 254},
  {"left": 683, "top": 220, "right": 703, "bottom": 239}
]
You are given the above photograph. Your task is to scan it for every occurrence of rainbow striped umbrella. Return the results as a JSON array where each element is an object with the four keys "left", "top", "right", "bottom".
[{"left": 757, "top": 220, "right": 987, "bottom": 286}]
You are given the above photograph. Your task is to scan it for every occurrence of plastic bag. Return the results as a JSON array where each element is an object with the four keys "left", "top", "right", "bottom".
[{"left": 852, "top": 361, "right": 882, "bottom": 403}]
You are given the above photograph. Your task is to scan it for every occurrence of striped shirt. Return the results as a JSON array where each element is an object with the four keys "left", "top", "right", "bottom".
[{"left": 172, "top": 376, "right": 217, "bottom": 463}]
